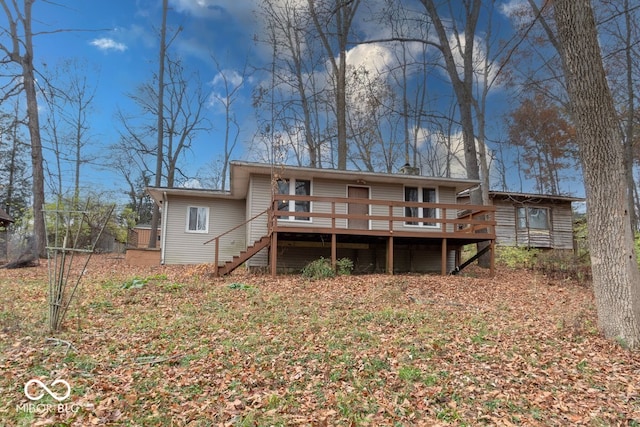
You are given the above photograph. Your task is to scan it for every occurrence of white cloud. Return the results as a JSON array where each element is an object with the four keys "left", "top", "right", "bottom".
[
  {"left": 346, "top": 43, "right": 395, "bottom": 74},
  {"left": 169, "top": 0, "right": 257, "bottom": 21},
  {"left": 180, "top": 178, "right": 203, "bottom": 189},
  {"left": 212, "top": 69, "right": 244, "bottom": 88},
  {"left": 90, "top": 38, "right": 128, "bottom": 52},
  {"left": 498, "top": 0, "right": 534, "bottom": 29}
]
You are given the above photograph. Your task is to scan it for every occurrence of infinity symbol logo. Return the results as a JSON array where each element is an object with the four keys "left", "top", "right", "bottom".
[{"left": 24, "top": 379, "right": 71, "bottom": 402}]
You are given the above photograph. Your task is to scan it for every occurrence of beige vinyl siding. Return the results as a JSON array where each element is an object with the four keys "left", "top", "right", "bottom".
[
  {"left": 246, "top": 175, "right": 272, "bottom": 268},
  {"left": 164, "top": 197, "right": 245, "bottom": 265}
]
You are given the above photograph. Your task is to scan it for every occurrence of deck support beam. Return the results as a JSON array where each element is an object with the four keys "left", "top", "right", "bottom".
[
  {"left": 387, "top": 235, "right": 394, "bottom": 274},
  {"left": 270, "top": 231, "right": 278, "bottom": 277},
  {"left": 331, "top": 233, "right": 337, "bottom": 270},
  {"left": 490, "top": 240, "right": 495, "bottom": 277},
  {"left": 441, "top": 238, "right": 447, "bottom": 275}
]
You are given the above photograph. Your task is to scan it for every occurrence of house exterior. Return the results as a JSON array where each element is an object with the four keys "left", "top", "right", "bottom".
[
  {"left": 146, "top": 161, "right": 496, "bottom": 276},
  {"left": 460, "top": 191, "right": 583, "bottom": 250}
]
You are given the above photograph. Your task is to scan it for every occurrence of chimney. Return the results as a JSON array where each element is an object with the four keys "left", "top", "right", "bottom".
[{"left": 399, "top": 163, "right": 420, "bottom": 175}]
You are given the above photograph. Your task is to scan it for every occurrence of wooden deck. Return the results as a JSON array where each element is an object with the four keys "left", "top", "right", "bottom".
[
  {"left": 206, "top": 195, "right": 496, "bottom": 276},
  {"left": 269, "top": 195, "right": 496, "bottom": 276}
]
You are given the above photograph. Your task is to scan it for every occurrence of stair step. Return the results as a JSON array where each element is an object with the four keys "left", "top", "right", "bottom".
[{"left": 214, "top": 234, "right": 272, "bottom": 277}]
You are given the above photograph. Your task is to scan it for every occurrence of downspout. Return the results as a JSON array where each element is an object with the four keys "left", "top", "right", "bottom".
[{"left": 161, "top": 191, "right": 168, "bottom": 265}]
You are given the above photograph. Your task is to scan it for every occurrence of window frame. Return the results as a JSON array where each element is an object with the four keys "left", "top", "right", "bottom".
[
  {"left": 276, "top": 178, "right": 312, "bottom": 222},
  {"left": 404, "top": 185, "right": 439, "bottom": 228},
  {"left": 516, "top": 206, "right": 551, "bottom": 230},
  {"left": 185, "top": 205, "right": 210, "bottom": 233}
]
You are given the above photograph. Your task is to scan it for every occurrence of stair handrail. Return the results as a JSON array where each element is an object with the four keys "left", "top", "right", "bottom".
[
  {"left": 204, "top": 207, "right": 270, "bottom": 276},
  {"left": 203, "top": 208, "right": 270, "bottom": 246}
]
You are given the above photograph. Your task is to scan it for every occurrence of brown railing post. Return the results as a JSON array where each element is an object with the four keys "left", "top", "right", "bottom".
[{"left": 214, "top": 238, "right": 219, "bottom": 276}]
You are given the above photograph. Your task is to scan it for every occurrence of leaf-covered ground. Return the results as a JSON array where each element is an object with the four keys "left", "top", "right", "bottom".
[{"left": 0, "top": 255, "right": 638, "bottom": 426}]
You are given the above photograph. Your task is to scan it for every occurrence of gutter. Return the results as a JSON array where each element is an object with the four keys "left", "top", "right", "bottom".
[{"left": 161, "top": 191, "right": 168, "bottom": 265}]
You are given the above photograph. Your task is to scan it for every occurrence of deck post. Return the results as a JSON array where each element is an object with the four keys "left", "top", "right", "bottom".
[
  {"left": 387, "top": 235, "right": 394, "bottom": 274},
  {"left": 490, "top": 240, "right": 495, "bottom": 277},
  {"left": 214, "top": 238, "right": 219, "bottom": 276},
  {"left": 441, "top": 238, "right": 447, "bottom": 275},
  {"left": 270, "top": 231, "right": 278, "bottom": 277},
  {"left": 331, "top": 233, "right": 337, "bottom": 270}
]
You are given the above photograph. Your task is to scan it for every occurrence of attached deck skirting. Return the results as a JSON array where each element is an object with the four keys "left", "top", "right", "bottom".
[{"left": 268, "top": 229, "right": 494, "bottom": 276}]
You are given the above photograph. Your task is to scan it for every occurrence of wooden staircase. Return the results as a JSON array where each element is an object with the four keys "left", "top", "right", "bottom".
[{"left": 214, "top": 235, "right": 271, "bottom": 277}]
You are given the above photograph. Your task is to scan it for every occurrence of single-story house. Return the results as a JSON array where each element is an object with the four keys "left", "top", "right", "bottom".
[
  {"left": 146, "top": 161, "right": 496, "bottom": 276},
  {"left": 459, "top": 190, "right": 583, "bottom": 250}
]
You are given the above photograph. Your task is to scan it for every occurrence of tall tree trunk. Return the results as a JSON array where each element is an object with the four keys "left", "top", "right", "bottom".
[
  {"left": 421, "top": 0, "right": 483, "bottom": 204},
  {"left": 554, "top": 0, "right": 640, "bottom": 348},
  {"left": 622, "top": 0, "right": 637, "bottom": 231},
  {"left": 149, "top": 0, "right": 168, "bottom": 248},
  {"left": 16, "top": 0, "right": 46, "bottom": 257}
]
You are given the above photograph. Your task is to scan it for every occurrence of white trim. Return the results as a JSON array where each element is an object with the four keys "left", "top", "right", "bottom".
[
  {"left": 346, "top": 185, "right": 371, "bottom": 230},
  {"left": 161, "top": 192, "right": 168, "bottom": 265},
  {"left": 277, "top": 178, "right": 312, "bottom": 222},
  {"left": 403, "top": 185, "right": 440, "bottom": 228}
]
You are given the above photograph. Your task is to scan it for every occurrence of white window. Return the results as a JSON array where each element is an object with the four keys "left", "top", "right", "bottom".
[
  {"left": 404, "top": 186, "right": 438, "bottom": 227},
  {"left": 277, "top": 178, "right": 311, "bottom": 221},
  {"left": 186, "top": 206, "right": 209, "bottom": 233},
  {"left": 517, "top": 206, "right": 550, "bottom": 230}
]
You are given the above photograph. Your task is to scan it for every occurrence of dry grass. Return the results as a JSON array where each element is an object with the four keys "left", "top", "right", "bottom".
[{"left": 0, "top": 255, "right": 638, "bottom": 426}]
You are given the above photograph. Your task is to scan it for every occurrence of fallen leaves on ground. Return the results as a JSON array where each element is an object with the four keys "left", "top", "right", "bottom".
[{"left": 0, "top": 255, "right": 638, "bottom": 426}]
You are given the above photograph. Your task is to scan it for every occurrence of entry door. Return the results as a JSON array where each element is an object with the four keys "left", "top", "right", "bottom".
[{"left": 348, "top": 186, "right": 370, "bottom": 230}]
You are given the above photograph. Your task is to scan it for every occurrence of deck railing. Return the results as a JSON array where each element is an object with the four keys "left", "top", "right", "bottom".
[{"left": 270, "top": 195, "right": 496, "bottom": 239}]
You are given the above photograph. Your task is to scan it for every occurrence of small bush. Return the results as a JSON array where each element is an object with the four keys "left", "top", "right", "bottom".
[
  {"left": 301, "top": 257, "right": 354, "bottom": 279},
  {"left": 336, "top": 257, "right": 354, "bottom": 276},
  {"left": 302, "top": 257, "right": 335, "bottom": 279},
  {"left": 535, "top": 250, "right": 591, "bottom": 283},
  {"left": 496, "top": 246, "right": 540, "bottom": 269}
]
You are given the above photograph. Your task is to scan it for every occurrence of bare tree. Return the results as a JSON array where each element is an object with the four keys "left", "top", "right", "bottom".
[
  {"left": 41, "top": 59, "right": 98, "bottom": 203},
  {"left": 0, "top": 101, "right": 30, "bottom": 220},
  {"left": 115, "top": 56, "right": 209, "bottom": 188},
  {"left": 209, "top": 58, "right": 250, "bottom": 190},
  {"left": 308, "top": 0, "right": 361, "bottom": 170},
  {"left": 256, "top": 0, "right": 333, "bottom": 168},
  {"left": 554, "top": 0, "right": 640, "bottom": 347},
  {"left": 148, "top": 0, "right": 169, "bottom": 248},
  {"left": 419, "top": 0, "right": 484, "bottom": 204},
  {"left": 0, "top": 0, "right": 46, "bottom": 257}
]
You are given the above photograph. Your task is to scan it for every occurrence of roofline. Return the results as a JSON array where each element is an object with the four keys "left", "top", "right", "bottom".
[
  {"left": 146, "top": 187, "right": 232, "bottom": 205},
  {"left": 147, "top": 161, "right": 484, "bottom": 203},
  {"left": 486, "top": 190, "right": 584, "bottom": 202},
  {"left": 230, "top": 160, "right": 481, "bottom": 194}
]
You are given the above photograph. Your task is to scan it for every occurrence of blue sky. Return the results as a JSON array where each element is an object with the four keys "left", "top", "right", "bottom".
[
  {"left": 17, "top": 0, "right": 264, "bottom": 200},
  {"left": 2, "top": 0, "right": 586, "bottom": 206}
]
